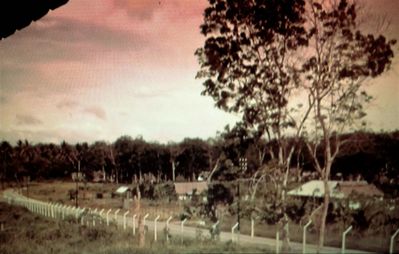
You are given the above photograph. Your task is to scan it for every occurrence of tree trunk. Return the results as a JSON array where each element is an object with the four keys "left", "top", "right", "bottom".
[
  {"left": 102, "top": 165, "right": 106, "bottom": 182},
  {"left": 172, "top": 160, "right": 176, "bottom": 182},
  {"left": 318, "top": 178, "right": 330, "bottom": 252},
  {"left": 281, "top": 148, "right": 295, "bottom": 252},
  {"left": 281, "top": 165, "right": 291, "bottom": 252},
  {"left": 115, "top": 168, "right": 119, "bottom": 184},
  {"left": 135, "top": 185, "right": 145, "bottom": 247}
]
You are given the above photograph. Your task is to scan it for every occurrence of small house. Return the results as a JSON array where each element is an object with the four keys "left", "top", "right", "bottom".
[
  {"left": 174, "top": 182, "right": 208, "bottom": 200},
  {"left": 113, "top": 186, "right": 134, "bottom": 209},
  {"left": 113, "top": 186, "right": 132, "bottom": 198},
  {"left": 288, "top": 180, "right": 384, "bottom": 209}
]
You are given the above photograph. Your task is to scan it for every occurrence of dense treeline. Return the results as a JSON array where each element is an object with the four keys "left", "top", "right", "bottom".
[{"left": 1, "top": 130, "right": 398, "bottom": 195}]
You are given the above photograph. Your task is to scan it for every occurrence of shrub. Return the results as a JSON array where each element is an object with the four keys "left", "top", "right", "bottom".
[
  {"left": 154, "top": 183, "right": 176, "bottom": 200},
  {"left": 68, "top": 189, "right": 77, "bottom": 200}
]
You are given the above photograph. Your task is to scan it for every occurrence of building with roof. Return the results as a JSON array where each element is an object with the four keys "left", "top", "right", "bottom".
[
  {"left": 288, "top": 180, "right": 384, "bottom": 209},
  {"left": 174, "top": 182, "right": 208, "bottom": 200},
  {"left": 288, "top": 180, "right": 383, "bottom": 199}
]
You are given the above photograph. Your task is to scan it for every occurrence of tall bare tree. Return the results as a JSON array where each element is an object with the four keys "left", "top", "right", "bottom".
[
  {"left": 196, "top": 0, "right": 312, "bottom": 250},
  {"left": 299, "top": 0, "right": 396, "bottom": 249},
  {"left": 196, "top": 0, "right": 395, "bottom": 251}
]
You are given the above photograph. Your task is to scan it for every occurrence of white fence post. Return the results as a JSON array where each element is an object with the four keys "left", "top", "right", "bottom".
[
  {"left": 46, "top": 203, "right": 50, "bottom": 217},
  {"left": 341, "top": 225, "right": 353, "bottom": 254},
  {"left": 68, "top": 205, "right": 73, "bottom": 218},
  {"left": 53, "top": 204, "right": 58, "bottom": 218},
  {"left": 57, "top": 204, "right": 62, "bottom": 219},
  {"left": 43, "top": 203, "right": 49, "bottom": 217},
  {"left": 231, "top": 222, "right": 239, "bottom": 242},
  {"left": 75, "top": 207, "right": 80, "bottom": 220},
  {"left": 67, "top": 205, "right": 72, "bottom": 217},
  {"left": 93, "top": 208, "right": 98, "bottom": 227},
  {"left": 212, "top": 220, "right": 220, "bottom": 240},
  {"left": 251, "top": 218, "right": 255, "bottom": 238},
  {"left": 106, "top": 209, "right": 112, "bottom": 226},
  {"left": 154, "top": 215, "right": 160, "bottom": 241},
  {"left": 54, "top": 204, "right": 59, "bottom": 219},
  {"left": 132, "top": 214, "right": 137, "bottom": 235},
  {"left": 276, "top": 228, "right": 280, "bottom": 254},
  {"left": 303, "top": 220, "right": 312, "bottom": 254},
  {"left": 52, "top": 203, "right": 56, "bottom": 218},
  {"left": 61, "top": 205, "right": 65, "bottom": 220},
  {"left": 181, "top": 218, "right": 187, "bottom": 243},
  {"left": 87, "top": 209, "right": 92, "bottom": 226},
  {"left": 81, "top": 208, "right": 86, "bottom": 225},
  {"left": 390, "top": 229, "right": 399, "bottom": 254},
  {"left": 166, "top": 216, "right": 173, "bottom": 242},
  {"left": 114, "top": 209, "right": 120, "bottom": 226},
  {"left": 123, "top": 211, "right": 130, "bottom": 230},
  {"left": 99, "top": 209, "right": 104, "bottom": 225},
  {"left": 143, "top": 213, "right": 149, "bottom": 234},
  {"left": 49, "top": 203, "right": 53, "bottom": 217}
]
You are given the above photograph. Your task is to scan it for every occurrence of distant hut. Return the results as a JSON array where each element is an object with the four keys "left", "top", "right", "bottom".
[
  {"left": 174, "top": 182, "right": 208, "bottom": 200},
  {"left": 113, "top": 186, "right": 133, "bottom": 209},
  {"left": 288, "top": 180, "right": 384, "bottom": 209}
]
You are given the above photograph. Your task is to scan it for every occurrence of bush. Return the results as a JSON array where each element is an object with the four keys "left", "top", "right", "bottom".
[
  {"left": 154, "top": 182, "right": 176, "bottom": 200},
  {"left": 68, "top": 189, "right": 77, "bottom": 200}
]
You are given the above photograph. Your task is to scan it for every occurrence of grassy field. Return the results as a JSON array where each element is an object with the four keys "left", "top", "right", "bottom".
[
  {"left": 0, "top": 202, "right": 272, "bottom": 254},
  {"left": 23, "top": 181, "right": 182, "bottom": 220}
]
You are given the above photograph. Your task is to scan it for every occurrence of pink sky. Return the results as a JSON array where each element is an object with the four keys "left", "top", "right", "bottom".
[{"left": 0, "top": 0, "right": 398, "bottom": 144}]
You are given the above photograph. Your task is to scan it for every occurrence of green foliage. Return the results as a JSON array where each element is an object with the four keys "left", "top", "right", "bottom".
[
  {"left": 331, "top": 197, "right": 399, "bottom": 235},
  {"left": 196, "top": 0, "right": 308, "bottom": 136},
  {"left": 202, "top": 183, "right": 234, "bottom": 221},
  {"left": 209, "top": 223, "right": 220, "bottom": 241}
]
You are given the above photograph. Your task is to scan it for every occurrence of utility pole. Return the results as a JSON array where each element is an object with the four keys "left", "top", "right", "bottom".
[{"left": 238, "top": 157, "right": 247, "bottom": 237}]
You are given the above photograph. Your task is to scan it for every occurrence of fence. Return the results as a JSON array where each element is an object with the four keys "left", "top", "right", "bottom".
[{"left": 2, "top": 189, "right": 398, "bottom": 253}]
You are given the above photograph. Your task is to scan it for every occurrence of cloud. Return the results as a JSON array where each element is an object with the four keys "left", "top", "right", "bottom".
[
  {"left": 0, "top": 65, "right": 43, "bottom": 94},
  {"left": 56, "top": 99, "right": 79, "bottom": 109},
  {"left": 83, "top": 106, "right": 107, "bottom": 120},
  {"left": 113, "top": 0, "right": 161, "bottom": 20},
  {"left": 0, "top": 127, "right": 104, "bottom": 145},
  {"left": 0, "top": 15, "right": 149, "bottom": 67},
  {"left": 0, "top": 95, "right": 7, "bottom": 104},
  {"left": 15, "top": 114, "right": 43, "bottom": 125}
]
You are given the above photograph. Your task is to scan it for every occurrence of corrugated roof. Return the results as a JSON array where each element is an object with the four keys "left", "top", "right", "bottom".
[
  {"left": 287, "top": 180, "right": 383, "bottom": 199},
  {"left": 287, "top": 180, "right": 342, "bottom": 198},
  {"left": 115, "top": 186, "right": 130, "bottom": 194},
  {"left": 337, "top": 182, "right": 384, "bottom": 197}
]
